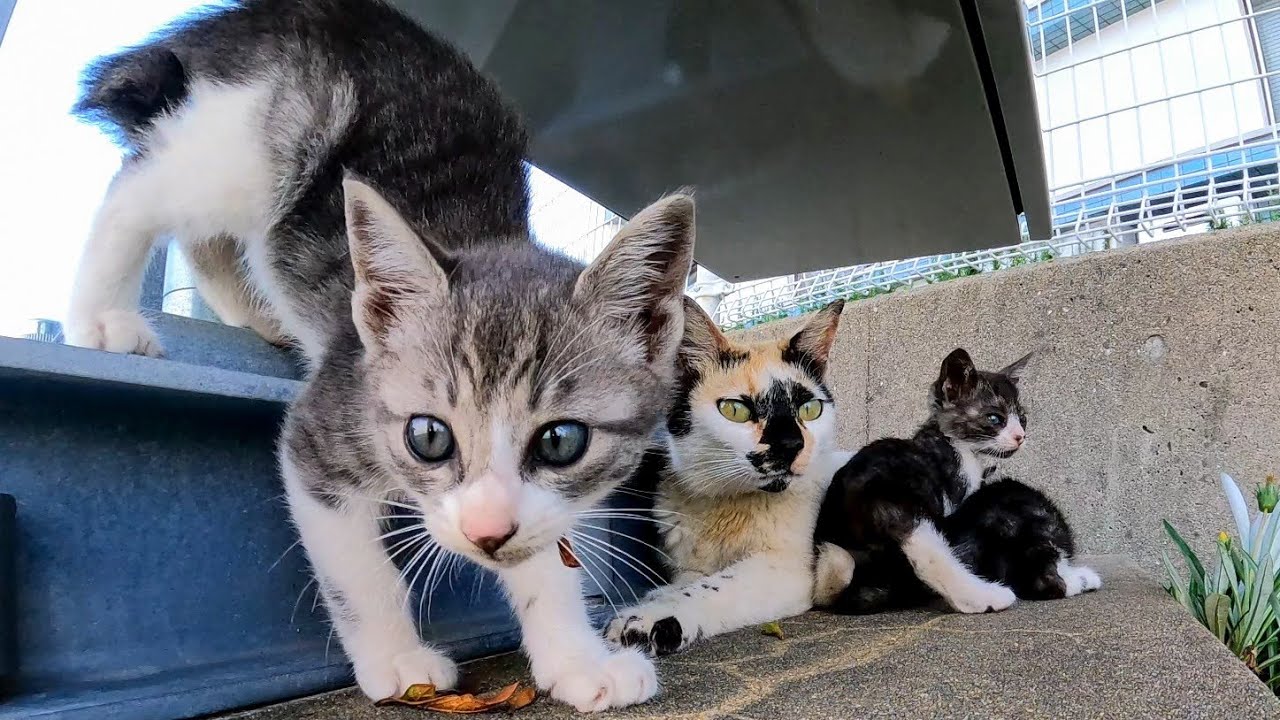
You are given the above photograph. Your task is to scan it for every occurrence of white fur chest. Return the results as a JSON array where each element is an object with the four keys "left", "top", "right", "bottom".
[{"left": 954, "top": 444, "right": 986, "bottom": 501}]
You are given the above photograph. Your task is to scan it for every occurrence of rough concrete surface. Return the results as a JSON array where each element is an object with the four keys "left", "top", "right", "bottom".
[
  {"left": 740, "top": 227, "right": 1280, "bottom": 571},
  {"left": 216, "top": 556, "right": 1278, "bottom": 719}
]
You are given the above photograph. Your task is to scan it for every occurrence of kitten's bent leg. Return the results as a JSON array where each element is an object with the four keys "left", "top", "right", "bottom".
[
  {"left": 811, "top": 541, "right": 856, "bottom": 607},
  {"left": 605, "top": 552, "right": 812, "bottom": 655},
  {"left": 66, "top": 167, "right": 165, "bottom": 356},
  {"left": 902, "top": 520, "right": 1016, "bottom": 614},
  {"left": 183, "top": 236, "right": 289, "bottom": 346},
  {"left": 282, "top": 458, "right": 457, "bottom": 700},
  {"left": 1056, "top": 559, "right": 1103, "bottom": 597},
  {"left": 500, "top": 546, "right": 657, "bottom": 712}
]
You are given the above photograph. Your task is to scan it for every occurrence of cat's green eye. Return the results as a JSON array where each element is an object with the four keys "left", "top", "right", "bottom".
[
  {"left": 405, "top": 415, "right": 455, "bottom": 462},
  {"left": 798, "top": 399, "right": 824, "bottom": 422},
  {"left": 717, "top": 399, "right": 752, "bottom": 423},
  {"left": 533, "top": 421, "right": 589, "bottom": 467}
]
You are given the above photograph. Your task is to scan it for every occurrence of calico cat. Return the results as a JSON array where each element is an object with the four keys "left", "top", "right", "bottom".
[
  {"left": 67, "top": 0, "right": 695, "bottom": 710},
  {"left": 815, "top": 348, "right": 1100, "bottom": 614},
  {"left": 605, "top": 299, "right": 853, "bottom": 655}
]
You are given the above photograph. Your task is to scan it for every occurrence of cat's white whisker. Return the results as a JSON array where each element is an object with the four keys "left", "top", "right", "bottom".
[
  {"left": 576, "top": 512, "right": 680, "bottom": 529},
  {"left": 268, "top": 539, "right": 302, "bottom": 573},
  {"left": 577, "top": 521, "right": 676, "bottom": 563},
  {"left": 569, "top": 538, "right": 630, "bottom": 608},
  {"left": 571, "top": 531, "right": 666, "bottom": 589},
  {"left": 290, "top": 577, "right": 318, "bottom": 626}
]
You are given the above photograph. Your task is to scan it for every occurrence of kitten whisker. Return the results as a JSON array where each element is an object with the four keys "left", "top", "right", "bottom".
[
  {"left": 569, "top": 538, "right": 632, "bottom": 608},
  {"left": 290, "top": 577, "right": 318, "bottom": 626},
  {"left": 268, "top": 539, "right": 302, "bottom": 573},
  {"left": 577, "top": 521, "right": 676, "bottom": 563},
  {"left": 374, "top": 522, "right": 428, "bottom": 545},
  {"left": 576, "top": 512, "right": 680, "bottom": 529},
  {"left": 570, "top": 531, "right": 666, "bottom": 589}
]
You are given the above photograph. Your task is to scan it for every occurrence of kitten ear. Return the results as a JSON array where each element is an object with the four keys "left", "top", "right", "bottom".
[
  {"left": 574, "top": 193, "right": 696, "bottom": 366},
  {"left": 999, "top": 351, "right": 1033, "bottom": 383},
  {"left": 784, "top": 300, "right": 845, "bottom": 377},
  {"left": 939, "top": 348, "right": 978, "bottom": 402},
  {"left": 343, "top": 174, "right": 450, "bottom": 349},
  {"left": 680, "top": 296, "right": 733, "bottom": 369}
]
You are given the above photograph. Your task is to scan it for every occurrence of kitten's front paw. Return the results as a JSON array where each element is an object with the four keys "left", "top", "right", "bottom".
[
  {"left": 606, "top": 610, "right": 694, "bottom": 656},
  {"left": 949, "top": 580, "right": 1016, "bottom": 614},
  {"left": 352, "top": 644, "right": 458, "bottom": 701},
  {"left": 543, "top": 647, "right": 657, "bottom": 712},
  {"left": 1061, "top": 563, "right": 1103, "bottom": 596},
  {"left": 65, "top": 309, "right": 163, "bottom": 357}
]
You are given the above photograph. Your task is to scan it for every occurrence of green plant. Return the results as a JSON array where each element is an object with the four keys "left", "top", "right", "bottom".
[{"left": 1163, "top": 474, "right": 1280, "bottom": 692}]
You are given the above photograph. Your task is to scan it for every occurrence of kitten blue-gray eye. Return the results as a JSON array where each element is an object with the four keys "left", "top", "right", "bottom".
[
  {"left": 533, "top": 421, "right": 589, "bottom": 467},
  {"left": 405, "top": 415, "right": 454, "bottom": 462},
  {"left": 986, "top": 413, "right": 1005, "bottom": 426}
]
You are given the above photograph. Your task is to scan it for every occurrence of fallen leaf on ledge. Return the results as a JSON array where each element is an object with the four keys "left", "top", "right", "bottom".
[
  {"left": 760, "top": 620, "right": 784, "bottom": 640},
  {"left": 375, "top": 682, "right": 538, "bottom": 713}
]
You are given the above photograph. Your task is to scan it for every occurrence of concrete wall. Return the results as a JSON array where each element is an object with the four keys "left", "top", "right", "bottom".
[{"left": 736, "top": 226, "right": 1280, "bottom": 570}]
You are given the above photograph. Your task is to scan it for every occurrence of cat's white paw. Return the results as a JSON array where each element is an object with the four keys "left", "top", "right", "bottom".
[
  {"left": 542, "top": 647, "right": 657, "bottom": 712},
  {"left": 1060, "top": 562, "right": 1103, "bottom": 596},
  {"left": 352, "top": 644, "right": 458, "bottom": 701},
  {"left": 605, "top": 607, "right": 695, "bottom": 656},
  {"left": 948, "top": 580, "right": 1016, "bottom": 614},
  {"left": 65, "top": 309, "right": 163, "bottom": 357}
]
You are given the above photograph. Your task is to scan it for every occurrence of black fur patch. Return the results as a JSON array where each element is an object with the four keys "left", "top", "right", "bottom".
[{"left": 651, "top": 617, "right": 684, "bottom": 655}]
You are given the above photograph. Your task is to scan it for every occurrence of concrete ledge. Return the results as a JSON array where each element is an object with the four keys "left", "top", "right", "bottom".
[
  {"left": 740, "top": 227, "right": 1280, "bottom": 571},
  {"left": 219, "top": 556, "right": 1279, "bottom": 719}
]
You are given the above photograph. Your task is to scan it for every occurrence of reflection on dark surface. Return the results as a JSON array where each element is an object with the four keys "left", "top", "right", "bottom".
[{"left": 396, "top": 0, "right": 1045, "bottom": 280}]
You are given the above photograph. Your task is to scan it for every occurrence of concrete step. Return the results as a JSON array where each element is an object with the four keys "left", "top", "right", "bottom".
[{"left": 218, "top": 556, "right": 1279, "bottom": 719}]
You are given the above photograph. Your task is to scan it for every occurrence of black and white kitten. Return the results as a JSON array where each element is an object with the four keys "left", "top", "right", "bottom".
[
  {"left": 816, "top": 349, "right": 1100, "bottom": 614},
  {"left": 67, "top": 0, "right": 695, "bottom": 711}
]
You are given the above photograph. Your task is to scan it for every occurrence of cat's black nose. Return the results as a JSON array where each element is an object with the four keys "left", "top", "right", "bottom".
[
  {"left": 775, "top": 434, "right": 804, "bottom": 454},
  {"left": 471, "top": 526, "right": 518, "bottom": 556}
]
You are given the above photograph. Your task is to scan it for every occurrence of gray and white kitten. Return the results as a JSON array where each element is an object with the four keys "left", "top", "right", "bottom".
[{"left": 66, "top": 0, "right": 694, "bottom": 711}]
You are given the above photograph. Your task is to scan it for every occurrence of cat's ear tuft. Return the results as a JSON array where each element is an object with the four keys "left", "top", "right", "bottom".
[
  {"left": 939, "top": 347, "right": 978, "bottom": 402},
  {"left": 575, "top": 193, "right": 696, "bottom": 367},
  {"left": 344, "top": 174, "right": 450, "bottom": 350},
  {"left": 681, "top": 296, "right": 734, "bottom": 371},
  {"left": 999, "top": 351, "right": 1033, "bottom": 383},
  {"left": 784, "top": 300, "right": 845, "bottom": 378}
]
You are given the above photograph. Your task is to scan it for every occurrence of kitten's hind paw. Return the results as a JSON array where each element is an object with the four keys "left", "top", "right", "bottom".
[
  {"left": 65, "top": 309, "right": 164, "bottom": 357},
  {"left": 543, "top": 647, "right": 657, "bottom": 712},
  {"left": 353, "top": 644, "right": 458, "bottom": 702},
  {"left": 949, "top": 580, "right": 1016, "bottom": 614}
]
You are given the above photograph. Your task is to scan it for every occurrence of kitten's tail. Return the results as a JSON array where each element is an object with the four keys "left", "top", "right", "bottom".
[{"left": 72, "top": 46, "right": 189, "bottom": 151}]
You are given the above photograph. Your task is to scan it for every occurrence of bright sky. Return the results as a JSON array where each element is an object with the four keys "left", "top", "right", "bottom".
[{"left": 0, "top": 1, "right": 611, "bottom": 338}]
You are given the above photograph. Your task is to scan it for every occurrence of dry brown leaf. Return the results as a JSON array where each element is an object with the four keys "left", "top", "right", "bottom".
[
  {"left": 557, "top": 537, "right": 581, "bottom": 568},
  {"left": 375, "top": 681, "right": 538, "bottom": 713},
  {"left": 404, "top": 684, "right": 439, "bottom": 702},
  {"left": 375, "top": 683, "right": 437, "bottom": 707},
  {"left": 474, "top": 682, "right": 520, "bottom": 705},
  {"left": 506, "top": 686, "right": 537, "bottom": 710}
]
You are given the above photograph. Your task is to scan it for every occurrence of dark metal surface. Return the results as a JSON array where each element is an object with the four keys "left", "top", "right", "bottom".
[{"left": 398, "top": 0, "right": 1050, "bottom": 280}]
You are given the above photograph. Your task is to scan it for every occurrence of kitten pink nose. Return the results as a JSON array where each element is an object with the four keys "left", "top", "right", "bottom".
[
  {"left": 1011, "top": 431, "right": 1025, "bottom": 446},
  {"left": 463, "top": 523, "right": 517, "bottom": 556}
]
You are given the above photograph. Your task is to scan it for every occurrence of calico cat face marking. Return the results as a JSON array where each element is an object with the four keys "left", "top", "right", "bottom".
[
  {"left": 667, "top": 299, "right": 844, "bottom": 496},
  {"left": 929, "top": 348, "right": 1032, "bottom": 458},
  {"left": 341, "top": 177, "right": 695, "bottom": 568}
]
